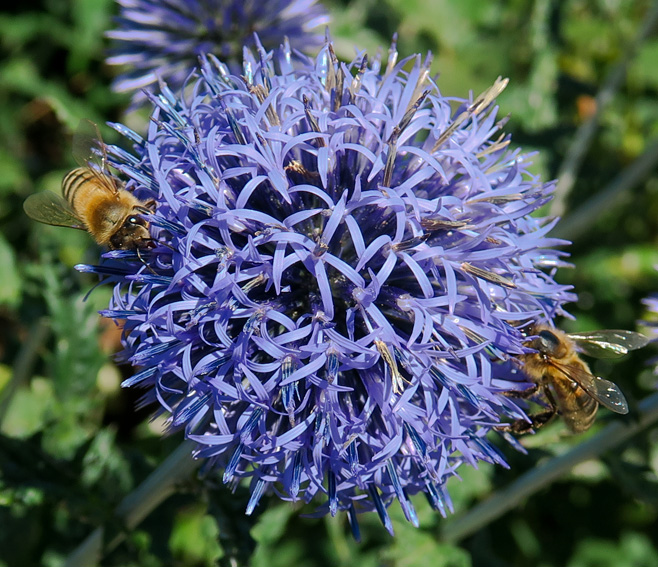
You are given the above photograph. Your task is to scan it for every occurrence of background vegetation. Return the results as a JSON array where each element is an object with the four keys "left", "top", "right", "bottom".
[{"left": 1, "top": 0, "right": 658, "bottom": 565}]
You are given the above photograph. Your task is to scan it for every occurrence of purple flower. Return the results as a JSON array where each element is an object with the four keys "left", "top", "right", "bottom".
[
  {"left": 106, "top": 0, "right": 329, "bottom": 104},
  {"left": 85, "top": 39, "right": 575, "bottom": 535}
]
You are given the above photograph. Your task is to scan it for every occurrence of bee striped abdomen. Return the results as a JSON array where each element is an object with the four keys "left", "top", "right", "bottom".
[
  {"left": 62, "top": 167, "right": 99, "bottom": 206},
  {"left": 550, "top": 373, "right": 598, "bottom": 433},
  {"left": 61, "top": 167, "right": 127, "bottom": 245}
]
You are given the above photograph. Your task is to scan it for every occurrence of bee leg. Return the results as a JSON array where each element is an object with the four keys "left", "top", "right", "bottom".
[
  {"left": 496, "top": 419, "right": 536, "bottom": 435},
  {"left": 496, "top": 384, "right": 557, "bottom": 434},
  {"left": 531, "top": 385, "right": 562, "bottom": 429},
  {"left": 501, "top": 383, "right": 540, "bottom": 399},
  {"left": 496, "top": 407, "right": 557, "bottom": 434},
  {"left": 527, "top": 407, "right": 558, "bottom": 430}
]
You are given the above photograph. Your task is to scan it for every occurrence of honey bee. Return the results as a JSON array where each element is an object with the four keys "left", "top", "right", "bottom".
[
  {"left": 502, "top": 324, "right": 649, "bottom": 434},
  {"left": 23, "top": 120, "right": 153, "bottom": 250}
]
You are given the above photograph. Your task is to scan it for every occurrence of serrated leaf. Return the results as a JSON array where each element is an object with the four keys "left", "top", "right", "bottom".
[{"left": 80, "top": 429, "right": 132, "bottom": 494}]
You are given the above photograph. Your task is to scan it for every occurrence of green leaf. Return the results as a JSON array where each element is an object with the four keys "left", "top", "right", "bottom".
[
  {"left": 382, "top": 530, "right": 471, "bottom": 567},
  {"left": 445, "top": 463, "right": 494, "bottom": 512},
  {"left": 80, "top": 429, "right": 132, "bottom": 494},
  {"left": 0, "top": 13, "right": 69, "bottom": 49},
  {"left": 251, "top": 502, "right": 295, "bottom": 545},
  {"left": 629, "top": 40, "right": 658, "bottom": 90},
  {"left": 0, "top": 364, "right": 10, "bottom": 392},
  {"left": 568, "top": 532, "right": 658, "bottom": 567},
  {"left": 0, "top": 233, "right": 21, "bottom": 307},
  {"left": 68, "top": 0, "right": 114, "bottom": 73},
  {"left": 169, "top": 504, "right": 222, "bottom": 567},
  {"left": 0, "top": 377, "right": 52, "bottom": 437},
  {"left": 0, "top": 149, "right": 28, "bottom": 195}
]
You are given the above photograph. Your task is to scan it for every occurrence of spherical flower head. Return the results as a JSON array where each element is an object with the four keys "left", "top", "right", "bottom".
[
  {"left": 106, "top": 0, "right": 330, "bottom": 104},
  {"left": 88, "top": 39, "right": 575, "bottom": 535}
]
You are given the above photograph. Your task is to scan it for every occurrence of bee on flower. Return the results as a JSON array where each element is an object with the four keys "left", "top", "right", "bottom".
[{"left": 87, "top": 37, "right": 575, "bottom": 535}]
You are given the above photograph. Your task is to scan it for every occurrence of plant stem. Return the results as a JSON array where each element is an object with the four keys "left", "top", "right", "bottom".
[
  {"left": 0, "top": 318, "right": 50, "bottom": 427},
  {"left": 441, "top": 392, "right": 658, "bottom": 543},
  {"left": 64, "top": 439, "right": 200, "bottom": 567},
  {"left": 550, "top": 3, "right": 658, "bottom": 219},
  {"left": 553, "top": 137, "right": 658, "bottom": 241}
]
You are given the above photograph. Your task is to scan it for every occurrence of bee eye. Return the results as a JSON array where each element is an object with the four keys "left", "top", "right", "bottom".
[
  {"left": 537, "top": 330, "right": 560, "bottom": 354},
  {"left": 129, "top": 216, "right": 138, "bottom": 224}
]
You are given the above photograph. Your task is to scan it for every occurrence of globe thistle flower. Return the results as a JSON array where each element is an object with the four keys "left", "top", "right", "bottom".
[
  {"left": 106, "top": 0, "right": 330, "bottom": 103},
  {"left": 83, "top": 39, "right": 575, "bottom": 535}
]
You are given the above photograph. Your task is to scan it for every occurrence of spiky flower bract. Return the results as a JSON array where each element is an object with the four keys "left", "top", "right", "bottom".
[
  {"left": 85, "top": 39, "right": 575, "bottom": 535},
  {"left": 106, "top": 0, "right": 329, "bottom": 103}
]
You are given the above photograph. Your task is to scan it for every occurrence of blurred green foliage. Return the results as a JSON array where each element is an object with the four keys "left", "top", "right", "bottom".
[{"left": 1, "top": 0, "right": 658, "bottom": 566}]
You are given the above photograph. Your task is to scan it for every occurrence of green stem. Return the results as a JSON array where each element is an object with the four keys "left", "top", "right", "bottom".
[
  {"left": 64, "top": 439, "right": 200, "bottom": 567},
  {"left": 550, "top": 3, "right": 658, "bottom": 219},
  {"left": 0, "top": 318, "right": 50, "bottom": 427},
  {"left": 553, "top": 138, "right": 658, "bottom": 241},
  {"left": 441, "top": 392, "right": 658, "bottom": 543}
]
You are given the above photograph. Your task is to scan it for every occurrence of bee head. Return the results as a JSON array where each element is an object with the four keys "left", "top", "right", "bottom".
[
  {"left": 535, "top": 329, "right": 562, "bottom": 357},
  {"left": 109, "top": 215, "right": 151, "bottom": 250}
]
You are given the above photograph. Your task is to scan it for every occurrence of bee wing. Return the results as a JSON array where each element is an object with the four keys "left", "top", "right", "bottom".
[
  {"left": 549, "top": 359, "right": 629, "bottom": 414},
  {"left": 568, "top": 330, "right": 650, "bottom": 359},
  {"left": 72, "top": 119, "right": 119, "bottom": 195},
  {"left": 23, "top": 192, "right": 86, "bottom": 229}
]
